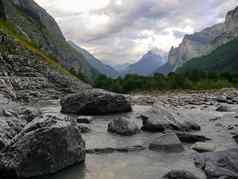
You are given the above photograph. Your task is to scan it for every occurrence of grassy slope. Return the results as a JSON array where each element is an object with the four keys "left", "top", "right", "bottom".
[
  {"left": 0, "top": 20, "right": 82, "bottom": 79},
  {"left": 176, "top": 38, "right": 238, "bottom": 73}
]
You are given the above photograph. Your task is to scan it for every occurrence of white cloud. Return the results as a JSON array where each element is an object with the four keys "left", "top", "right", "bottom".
[{"left": 35, "top": 0, "right": 238, "bottom": 65}]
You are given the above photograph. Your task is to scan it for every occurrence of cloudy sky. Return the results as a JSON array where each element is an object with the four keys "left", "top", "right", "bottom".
[{"left": 35, "top": 0, "right": 238, "bottom": 66}]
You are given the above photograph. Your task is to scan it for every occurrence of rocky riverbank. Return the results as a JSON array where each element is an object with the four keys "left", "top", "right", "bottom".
[{"left": 0, "top": 88, "right": 238, "bottom": 179}]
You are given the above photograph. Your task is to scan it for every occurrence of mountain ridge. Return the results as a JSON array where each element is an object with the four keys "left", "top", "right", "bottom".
[
  {"left": 156, "top": 5, "right": 238, "bottom": 74},
  {"left": 1, "top": 0, "right": 100, "bottom": 81},
  {"left": 122, "top": 50, "right": 166, "bottom": 76},
  {"left": 69, "top": 41, "right": 119, "bottom": 78}
]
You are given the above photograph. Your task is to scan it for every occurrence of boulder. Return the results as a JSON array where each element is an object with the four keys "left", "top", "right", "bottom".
[
  {"left": 216, "top": 105, "right": 232, "bottom": 112},
  {"left": 176, "top": 132, "right": 211, "bottom": 143},
  {"left": 216, "top": 96, "right": 228, "bottom": 103},
  {"left": 108, "top": 117, "right": 140, "bottom": 136},
  {"left": 140, "top": 104, "right": 200, "bottom": 133},
  {"left": 163, "top": 170, "right": 200, "bottom": 179},
  {"left": 0, "top": 115, "right": 85, "bottom": 178},
  {"left": 149, "top": 133, "right": 184, "bottom": 152},
  {"left": 60, "top": 89, "right": 132, "bottom": 115},
  {"left": 194, "top": 148, "right": 238, "bottom": 179},
  {"left": 191, "top": 142, "right": 216, "bottom": 153}
]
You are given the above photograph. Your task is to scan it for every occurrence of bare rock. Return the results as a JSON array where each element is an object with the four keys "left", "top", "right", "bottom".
[
  {"left": 61, "top": 89, "right": 132, "bottom": 115},
  {"left": 0, "top": 114, "right": 85, "bottom": 178},
  {"left": 108, "top": 117, "right": 140, "bottom": 136},
  {"left": 149, "top": 133, "right": 184, "bottom": 152}
]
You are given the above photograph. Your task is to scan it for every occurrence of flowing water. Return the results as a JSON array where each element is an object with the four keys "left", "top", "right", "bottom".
[{"left": 34, "top": 99, "right": 238, "bottom": 179}]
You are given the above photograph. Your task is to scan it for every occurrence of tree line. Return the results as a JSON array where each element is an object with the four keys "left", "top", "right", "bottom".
[{"left": 94, "top": 71, "right": 238, "bottom": 93}]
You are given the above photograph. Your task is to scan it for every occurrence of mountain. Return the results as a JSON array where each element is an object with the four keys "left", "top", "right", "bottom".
[
  {"left": 156, "top": 6, "right": 238, "bottom": 74},
  {"left": 113, "top": 63, "right": 131, "bottom": 73},
  {"left": 1, "top": 0, "right": 100, "bottom": 80},
  {"left": 176, "top": 37, "right": 238, "bottom": 73},
  {"left": 123, "top": 50, "right": 166, "bottom": 76},
  {"left": 69, "top": 41, "right": 119, "bottom": 78}
]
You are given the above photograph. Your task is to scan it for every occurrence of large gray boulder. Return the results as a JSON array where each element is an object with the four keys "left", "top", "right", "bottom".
[
  {"left": 0, "top": 115, "right": 85, "bottom": 178},
  {"left": 108, "top": 117, "right": 140, "bottom": 136},
  {"left": 140, "top": 104, "right": 200, "bottom": 132},
  {"left": 149, "top": 133, "right": 184, "bottom": 152},
  {"left": 60, "top": 89, "right": 132, "bottom": 115},
  {"left": 194, "top": 148, "right": 238, "bottom": 179}
]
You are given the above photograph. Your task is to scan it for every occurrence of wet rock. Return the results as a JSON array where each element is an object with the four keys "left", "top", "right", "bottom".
[
  {"left": 176, "top": 132, "right": 211, "bottom": 143},
  {"left": 77, "top": 116, "right": 93, "bottom": 124},
  {"left": 60, "top": 89, "right": 132, "bottom": 115},
  {"left": 108, "top": 117, "right": 140, "bottom": 136},
  {"left": 191, "top": 142, "right": 216, "bottom": 153},
  {"left": 216, "top": 105, "right": 232, "bottom": 112},
  {"left": 77, "top": 124, "right": 91, "bottom": 133},
  {"left": 0, "top": 115, "right": 85, "bottom": 178},
  {"left": 163, "top": 170, "right": 200, "bottom": 179},
  {"left": 86, "top": 145, "right": 146, "bottom": 154},
  {"left": 194, "top": 148, "right": 238, "bottom": 179},
  {"left": 149, "top": 133, "right": 184, "bottom": 152}
]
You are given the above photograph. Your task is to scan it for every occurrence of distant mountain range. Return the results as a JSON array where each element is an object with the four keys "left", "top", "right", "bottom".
[
  {"left": 122, "top": 50, "right": 166, "bottom": 76},
  {"left": 113, "top": 63, "right": 131, "bottom": 73},
  {"left": 69, "top": 42, "right": 119, "bottom": 78},
  {"left": 156, "top": 6, "right": 238, "bottom": 75}
]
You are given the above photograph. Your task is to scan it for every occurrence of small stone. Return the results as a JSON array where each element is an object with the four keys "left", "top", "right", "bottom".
[
  {"left": 149, "top": 133, "right": 184, "bottom": 153},
  {"left": 191, "top": 142, "right": 216, "bottom": 153},
  {"left": 77, "top": 116, "right": 93, "bottom": 124},
  {"left": 209, "top": 117, "right": 221, "bottom": 122},
  {"left": 163, "top": 170, "right": 200, "bottom": 179},
  {"left": 108, "top": 117, "right": 140, "bottom": 136},
  {"left": 77, "top": 124, "right": 91, "bottom": 133}
]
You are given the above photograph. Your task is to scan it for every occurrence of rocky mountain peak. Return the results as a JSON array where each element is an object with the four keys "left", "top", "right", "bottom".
[{"left": 225, "top": 6, "right": 238, "bottom": 33}]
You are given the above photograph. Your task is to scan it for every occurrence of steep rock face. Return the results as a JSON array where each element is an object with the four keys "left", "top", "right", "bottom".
[
  {"left": 124, "top": 50, "right": 166, "bottom": 76},
  {"left": 2, "top": 0, "right": 99, "bottom": 79},
  {"left": 156, "top": 6, "right": 238, "bottom": 74},
  {"left": 69, "top": 41, "right": 119, "bottom": 78}
]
